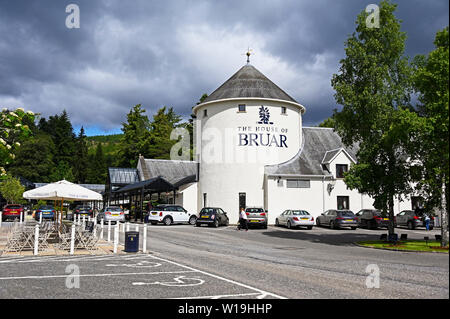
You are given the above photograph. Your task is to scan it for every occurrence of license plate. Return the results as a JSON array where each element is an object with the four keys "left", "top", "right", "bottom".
[
  {"left": 44, "top": 212, "right": 50, "bottom": 214},
  {"left": 11, "top": 211, "right": 17, "bottom": 214},
  {"left": 301, "top": 218, "right": 309, "bottom": 220},
  {"left": 82, "top": 214, "right": 87, "bottom": 216},
  {"left": 250, "top": 220, "right": 259, "bottom": 222},
  {"left": 383, "top": 218, "right": 389, "bottom": 220},
  {"left": 201, "top": 215, "right": 209, "bottom": 218},
  {"left": 151, "top": 212, "right": 157, "bottom": 215},
  {"left": 345, "top": 219, "right": 353, "bottom": 222},
  {"left": 112, "top": 214, "right": 119, "bottom": 216}
]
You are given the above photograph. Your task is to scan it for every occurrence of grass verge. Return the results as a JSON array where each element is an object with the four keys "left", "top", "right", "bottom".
[{"left": 357, "top": 240, "right": 449, "bottom": 253}]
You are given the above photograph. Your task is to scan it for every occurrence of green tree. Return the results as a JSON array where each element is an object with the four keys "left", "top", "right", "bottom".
[
  {"left": 330, "top": 0, "right": 420, "bottom": 236},
  {"left": 49, "top": 161, "right": 74, "bottom": 182},
  {"left": 318, "top": 117, "right": 335, "bottom": 128},
  {"left": 0, "top": 175, "right": 25, "bottom": 204},
  {"left": 39, "top": 110, "right": 76, "bottom": 167},
  {"left": 9, "top": 134, "right": 56, "bottom": 183},
  {"left": 86, "top": 143, "right": 107, "bottom": 184},
  {"left": 0, "top": 107, "right": 36, "bottom": 179},
  {"left": 144, "top": 106, "right": 182, "bottom": 159},
  {"left": 118, "top": 104, "right": 151, "bottom": 167},
  {"left": 73, "top": 127, "right": 89, "bottom": 183},
  {"left": 412, "top": 26, "right": 449, "bottom": 246}
]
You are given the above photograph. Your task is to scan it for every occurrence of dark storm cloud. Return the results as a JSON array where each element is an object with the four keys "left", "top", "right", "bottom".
[{"left": 0, "top": 0, "right": 448, "bottom": 131}]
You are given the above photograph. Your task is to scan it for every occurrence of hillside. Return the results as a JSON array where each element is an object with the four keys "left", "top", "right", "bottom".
[{"left": 86, "top": 134, "right": 123, "bottom": 157}]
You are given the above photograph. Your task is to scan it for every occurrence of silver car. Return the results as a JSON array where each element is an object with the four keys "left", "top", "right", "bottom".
[
  {"left": 97, "top": 206, "right": 125, "bottom": 224},
  {"left": 275, "top": 210, "right": 314, "bottom": 229}
]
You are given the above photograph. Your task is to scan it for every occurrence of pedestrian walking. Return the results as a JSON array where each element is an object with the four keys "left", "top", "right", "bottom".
[
  {"left": 237, "top": 207, "right": 248, "bottom": 231},
  {"left": 424, "top": 214, "right": 431, "bottom": 231}
]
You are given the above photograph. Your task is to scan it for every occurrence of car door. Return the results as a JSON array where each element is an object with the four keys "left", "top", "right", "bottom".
[
  {"left": 281, "top": 211, "right": 289, "bottom": 225},
  {"left": 328, "top": 210, "right": 336, "bottom": 225},
  {"left": 396, "top": 211, "right": 406, "bottom": 225},
  {"left": 178, "top": 206, "right": 189, "bottom": 223}
]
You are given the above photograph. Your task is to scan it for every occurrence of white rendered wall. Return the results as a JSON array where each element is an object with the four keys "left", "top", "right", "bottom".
[
  {"left": 175, "top": 182, "right": 198, "bottom": 215},
  {"left": 196, "top": 99, "right": 303, "bottom": 224}
]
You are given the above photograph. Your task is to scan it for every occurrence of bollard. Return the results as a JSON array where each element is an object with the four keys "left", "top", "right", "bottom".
[
  {"left": 113, "top": 223, "right": 119, "bottom": 254},
  {"left": 82, "top": 215, "right": 86, "bottom": 227},
  {"left": 100, "top": 218, "right": 104, "bottom": 239},
  {"left": 0, "top": 211, "right": 2, "bottom": 228},
  {"left": 20, "top": 211, "right": 23, "bottom": 224},
  {"left": 70, "top": 224, "right": 75, "bottom": 255},
  {"left": 143, "top": 224, "right": 147, "bottom": 253},
  {"left": 126, "top": 222, "right": 130, "bottom": 232},
  {"left": 39, "top": 211, "right": 43, "bottom": 224},
  {"left": 33, "top": 224, "right": 39, "bottom": 255},
  {"left": 107, "top": 220, "right": 111, "bottom": 242}
]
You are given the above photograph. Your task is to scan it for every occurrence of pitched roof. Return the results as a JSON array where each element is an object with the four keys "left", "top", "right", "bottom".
[
  {"left": 265, "top": 127, "right": 358, "bottom": 176},
  {"left": 201, "top": 64, "right": 299, "bottom": 104},
  {"left": 138, "top": 157, "right": 198, "bottom": 186},
  {"left": 108, "top": 167, "right": 140, "bottom": 185}
]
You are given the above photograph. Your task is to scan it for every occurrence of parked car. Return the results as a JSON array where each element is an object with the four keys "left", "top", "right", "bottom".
[
  {"left": 316, "top": 209, "right": 358, "bottom": 230},
  {"left": 196, "top": 207, "right": 229, "bottom": 227},
  {"left": 148, "top": 204, "right": 197, "bottom": 226},
  {"left": 245, "top": 207, "right": 268, "bottom": 229},
  {"left": 395, "top": 210, "right": 434, "bottom": 230},
  {"left": 35, "top": 205, "right": 56, "bottom": 221},
  {"left": 72, "top": 205, "right": 93, "bottom": 220},
  {"left": 2, "top": 204, "right": 24, "bottom": 221},
  {"left": 96, "top": 206, "right": 125, "bottom": 224},
  {"left": 275, "top": 210, "right": 314, "bottom": 229},
  {"left": 355, "top": 209, "right": 390, "bottom": 229}
]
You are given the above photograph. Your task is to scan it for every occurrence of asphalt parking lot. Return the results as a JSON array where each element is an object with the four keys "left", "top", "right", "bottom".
[{"left": 0, "top": 223, "right": 448, "bottom": 299}]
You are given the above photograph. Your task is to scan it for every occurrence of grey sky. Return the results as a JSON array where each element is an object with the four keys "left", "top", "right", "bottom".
[{"left": 0, "top": 0, "right": 448, "bottom": 135}]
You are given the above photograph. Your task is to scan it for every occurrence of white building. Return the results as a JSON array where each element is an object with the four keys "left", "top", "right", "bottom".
[{"left": 109, "top": 62, "right": 413, "bottom": 224}]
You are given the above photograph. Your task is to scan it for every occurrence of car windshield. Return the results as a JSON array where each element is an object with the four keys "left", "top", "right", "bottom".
[
  {"left": 200, "top": 208, "right": 215, "bottom": 214},
  {"left": 106, "top": 207, "right": 122, "bottom": 212},
  {"left": 339, "top": 211, "right": 354, "bottom": 217},
  {"left": 40, "top": 206, "right": 54, "bottom": 210},
  {"left": 6, "top": 205, "right": 22, "bottom": 209},
  {"left": 291, "top": 210, "right": 309, "bottom": 216},
  {"left": 246, "top": 208, "right": 264, "bottom": 213}
]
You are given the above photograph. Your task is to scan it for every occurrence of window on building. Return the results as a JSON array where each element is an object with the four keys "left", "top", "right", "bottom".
[
  {"left": 281, "top": 106, "right": 287, "bottom": 114},
  {"left": 286, "top": 179, "right": 310, "bottom": 188},
  {"left": 336, "top": 164, "right": 348, "bottom": 178},
  {"left": 239, "top": 192, "right": 246, "bottom": 210},
  {"left": 203, "top": 193, "right": 207, "bottom": 207},
  {"left": 203, "top": 109, "right": 208, "bottom": 117},
  {"left": 238, "top": 104, "right": 246, "bottom": 112},
  {"left": 337, "top": 196, "right": 350, "bottom": 210}
]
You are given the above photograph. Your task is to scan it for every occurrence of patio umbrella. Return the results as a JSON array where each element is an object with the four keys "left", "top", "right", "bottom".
[{"left": 23, "top": 180, "right": 102, "bottom": 230}]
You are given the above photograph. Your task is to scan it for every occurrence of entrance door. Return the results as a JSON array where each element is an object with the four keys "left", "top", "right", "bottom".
[
  {"left": 337, "top": 196, "right": 349, "bottom": 210},
  {"left": 239, "top": 193, "right": 246, "bottom": 211}
]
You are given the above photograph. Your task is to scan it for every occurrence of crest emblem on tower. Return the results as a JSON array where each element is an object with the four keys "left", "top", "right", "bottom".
[{"left": 258, "top": 106, "right": 273, "bottom": 125}]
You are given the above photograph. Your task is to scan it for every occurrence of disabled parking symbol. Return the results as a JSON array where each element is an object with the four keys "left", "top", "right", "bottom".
[{"left": 132, "top": 276, "right": 205, "bottom": 287}]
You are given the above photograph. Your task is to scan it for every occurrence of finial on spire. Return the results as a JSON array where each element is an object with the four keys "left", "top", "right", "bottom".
[{"left": 245, "top": 48, "right": 253, "bottom": 64}]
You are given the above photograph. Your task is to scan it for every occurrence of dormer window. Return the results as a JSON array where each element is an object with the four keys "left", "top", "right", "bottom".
[
  {"left": 238, "top": 104, "right": 246, "bottom": 112},
  {"left": 281, "top": 106, "right": 287, "bottom": 114},
  {"left": 336, "top": 164, "right": 348, "bottom": 178}
]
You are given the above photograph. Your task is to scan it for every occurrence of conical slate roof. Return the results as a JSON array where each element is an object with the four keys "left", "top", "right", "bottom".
[{"left": 201, "top": 64, "right": 298, "bottom": 104}]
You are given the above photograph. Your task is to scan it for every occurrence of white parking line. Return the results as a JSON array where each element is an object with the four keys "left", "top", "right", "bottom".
[
  {"left": 0, "top": 270, "right": 197, "bottom": 281},
  {"left": 149, "top": 255, "right": 286, "bottom": 299},
  {"left": 173, "top": 292, "right": 262, "bottom": 299}
]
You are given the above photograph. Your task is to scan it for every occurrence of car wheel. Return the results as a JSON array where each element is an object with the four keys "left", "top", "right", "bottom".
[
  {"left": 307, "top": 226, "right": 313, "bottom": 230},
  {"left": 316, "top": 219, "right": 321, "bottom": 227},
  {"left": 275, "top": 219, "right": 279, "bottom": 227},
  {"left": 331, "top": 221, "right": 336, "bottom": 229},
  {"left": 287, "top": 221, "right": 291, "bottom": 229},
  {"left": 407, "top": 221, "right": 414, "bottom": 230},
  {"left": 150, "top": 221, "right": 157, "bottom": 225},
  {"left": 224, "top": 219, "right": 229, "bottom": 226},
  {"left": 189, "top": 215, "right": 197, "bottom": 225},
  {"left": 351, "top": 227, "right": 357, "bottom": 230},
  {"left": 214, "top": 220, "right": 219, "bottom": 228},
  {"left": 163, "top": 216, "right": 172, "bottom": 226}
]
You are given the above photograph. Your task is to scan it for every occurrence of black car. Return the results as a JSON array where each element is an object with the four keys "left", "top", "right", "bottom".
[
  {"left": 72, "top": 205, "right": 93, "bottom": 220},
  {"left": 356, "top": 209, "right": 390, "bottom": 229},
  {"left": 395, "top": 210, "right": 435, "bottom": 230},
  {"left": 196, "top": 207, "right": 229, "bottom": 227},
  {"left": 316, "top": 209, "right": 358, "bottom": 230}
]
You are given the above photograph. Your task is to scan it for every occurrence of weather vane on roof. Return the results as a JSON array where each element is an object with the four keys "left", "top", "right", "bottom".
[{"left": 244, "top": 47, "right": 254, "bottom": 64}]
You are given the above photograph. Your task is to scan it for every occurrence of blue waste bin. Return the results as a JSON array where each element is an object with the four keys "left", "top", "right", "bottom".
[{"left": 124, "top": 231, "right": 139, "bottom": 253}]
